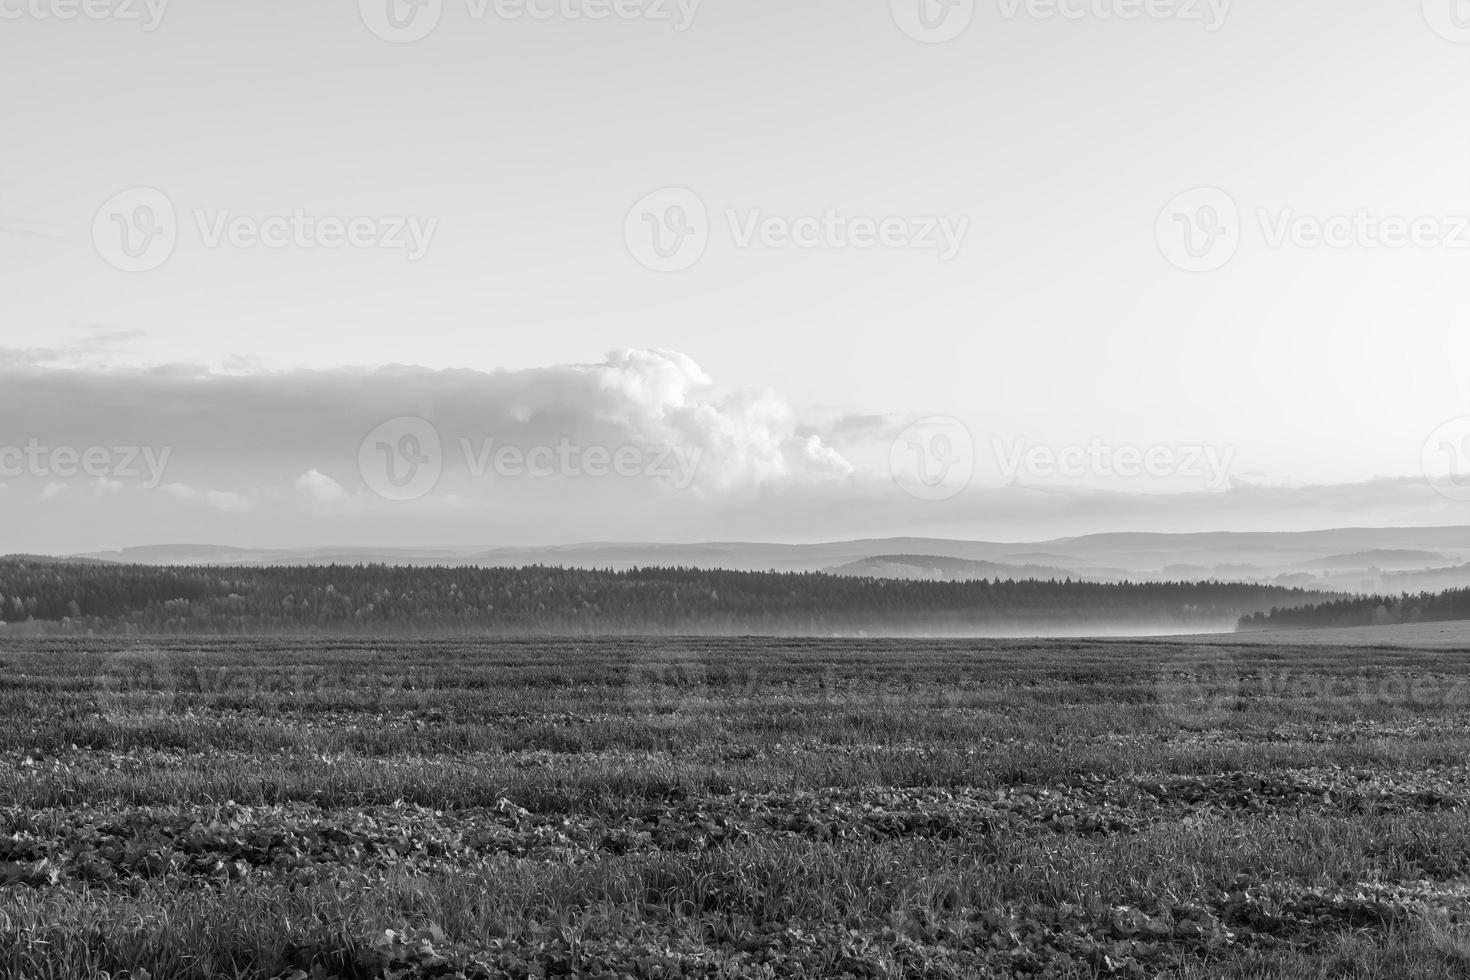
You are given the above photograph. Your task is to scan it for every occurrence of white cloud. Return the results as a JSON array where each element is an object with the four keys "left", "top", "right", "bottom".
[
  {"left": 0, "top": 348, "right": 859, "bottom": 496},
  {"left": 0, "top": 348, "right": 1458, "bottom": 552},
  {"left": 162, "top": 483, "right": 198, "bottom": 502},
  {"left": 163, "top": 482, "right": 252, "bottom": 514},
  {"left": 203, "top": 490, "right": 251, "bottom": 514},
  {"left": 295, "top": 470, "right": 349, "bottom": 506}
]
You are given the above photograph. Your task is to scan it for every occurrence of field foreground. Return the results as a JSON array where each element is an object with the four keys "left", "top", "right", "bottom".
[{"left": 1, "top": 636, "right": 1469, "bottom": 979}]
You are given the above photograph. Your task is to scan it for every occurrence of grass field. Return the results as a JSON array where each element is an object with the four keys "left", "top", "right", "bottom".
[{"left": 2, "top": 634, "right": 1470, "bottom": 978}]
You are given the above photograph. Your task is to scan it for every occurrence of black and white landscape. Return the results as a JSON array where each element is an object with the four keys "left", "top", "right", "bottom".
[{"left": 5, "top": 3, "right": 1470, "bottom": 978}]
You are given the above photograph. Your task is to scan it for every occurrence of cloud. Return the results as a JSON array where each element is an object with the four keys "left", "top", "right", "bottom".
[
  {"left": 0, "top": 348, "right": 858, "bottom": 496},
  {"left": 0, "top": 328, "right": 146, "bottom": 372},
  {"left": 0, "top": 347, "right": 1461, "bottom": 553},
  {"left": 163, "top": 482, "right": 252, "bottom": 514},
  {"left": 295, "top": 470, "right": 349, "bottom": 506}
]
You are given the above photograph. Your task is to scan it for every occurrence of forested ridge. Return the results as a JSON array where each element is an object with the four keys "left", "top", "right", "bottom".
[
  {"left": 1238, "top": 588, "right": 1470, "bottom": 631},
  {"left": 0, "top": 558, "right": 1342, "bottom": 635}
]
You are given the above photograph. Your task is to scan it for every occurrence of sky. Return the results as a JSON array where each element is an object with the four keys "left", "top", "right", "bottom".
[{"left": 3, "top": 0, "right": 1470, "bottom": 552}]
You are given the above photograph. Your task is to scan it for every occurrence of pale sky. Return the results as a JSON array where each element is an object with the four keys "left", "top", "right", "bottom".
[{"left": 3, "top": 1, "right": 1470, "bottom": 551}]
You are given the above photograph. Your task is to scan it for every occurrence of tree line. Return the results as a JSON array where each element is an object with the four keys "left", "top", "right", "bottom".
[
  {"left": 1238, "top": 588, "right": 1470, "bottom": 632},
  {"left": 0, "top": 558, "right": 1351, "bottom": 636}
]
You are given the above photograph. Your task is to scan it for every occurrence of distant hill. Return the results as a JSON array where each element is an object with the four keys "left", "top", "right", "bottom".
[
  {"left": 999, "top": 552, "right": 1113, "bottom": 568},
  {"left": 825, "top": 555, "right": 1078, "bottom": 582},
  {"left": 80, "top": 544, "right": 474, "bottom": 566},
  {"left": 1306, "top": 550, "right": 1447, "bottom": 570},
  {"left": 1380, "top": 563, "right": 1470, "bottom": 593},
  {"left": 64, "top": 526, "right": 1470, "bottom": 592},
  {"left": 0, "top": 554, "right": 112, "bottom": 566}
]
